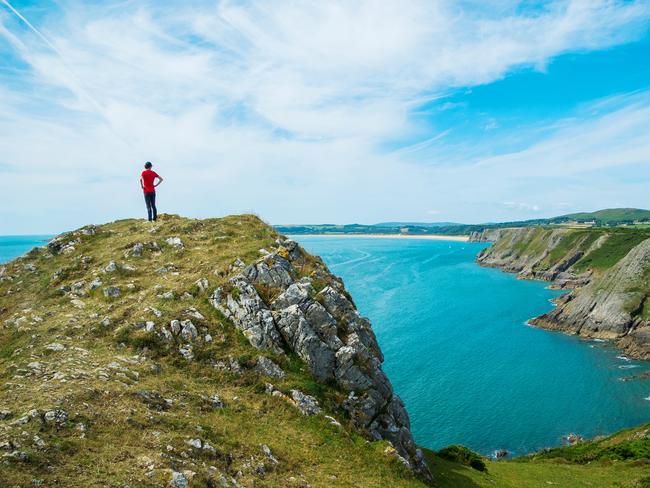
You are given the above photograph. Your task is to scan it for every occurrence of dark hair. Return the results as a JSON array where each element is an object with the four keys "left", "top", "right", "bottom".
[{"left": 144, "top": 161, "right": 153, "bottom": 169}]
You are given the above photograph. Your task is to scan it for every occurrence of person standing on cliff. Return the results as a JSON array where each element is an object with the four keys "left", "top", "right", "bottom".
[{"left": 140, "top": 162, "right": 163, "bottom": 222}]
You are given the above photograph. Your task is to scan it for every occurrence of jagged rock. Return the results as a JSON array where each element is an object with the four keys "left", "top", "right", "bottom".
[
  {"left": 80, "top": 225, "right": 97, "bottom": 236},
  {"left": 195, "top": 278, "right": 209, "bottom": 293},
  {"left": 184, "top": 308, "right": 205, "bottom": 320},
  {"left": 244, "top": 254, "right": 293, "bottom": 288},
  {"left": 170, "top": 320, "right": 182, "bottom": 335},
  {"left": 130, "top": 243, "right": 144, "bottom": 257},
  {"left": 179, "top": 345, "right": 194, "bottom": 361},
  {"left": 180, "top": 320, "right": 198, "bottom": 341},
  {"left": 104, "top": 261, "right": 119, "bottom": 273},
  {"left": 204, "top": 394, "right": 224, "bottom": 409},
  {"left": 254, "top": 357, "right": 285, "bottom": 379},
  {"left": 186, "top": 438, "right": 202, "bottom": 449},
  {"left": 525, "top": 237, "right": 650, "bottom": 358},
  {"left": 3, "top": 450, "right": 28, "bottom": 462},
  {"left": 493, "top": 449, "right": 509, "bottom": 460},
  {"left": 43, "top": 409, "right": 68, "bottom": 426},
  {"left": 229, "top": 258, "right": 246, "bottom": 272},
  {"left": 0, "top": 410, "right": 12, "bottom": 420},
  {"left": 45, "top": 343, "right": 66, "bottom": 352},
  {"left": 147, "top": 307, "right": 163, "bottom": 317},
  {"left": 166, "top": 237, "right": 184, "bottom": 249},
  {"left": 261, "top": 444, "right": 279, "bottom": 464},
  {"left": 136, "top": 390, "right": 170, "bottom": 411},
  {"left": 158, "top": 291, "right": 175, "bottom": 300},
  {"left": 210, "top": 278, "right": 284, "bottom": 354},
  {"left": 290, "top": 390, "right": 321, "bottom": 416},
  {"left": 170, "top": 471, "right": 189, "bottom": 488},
  {"left": 274, "top": 305, "right": 335, "bottom": 382},
  {"left": 103, "top": 286, "right": 121, "bottom": 298},
  {"left": 208, "top": 242, "right": 431, "bottom": 480},
  {"left": 89, "top": 278, "right": 103, "bottom": 290},
  {"left": 213, "top": 357, "right": 243, "bottom": 374}
]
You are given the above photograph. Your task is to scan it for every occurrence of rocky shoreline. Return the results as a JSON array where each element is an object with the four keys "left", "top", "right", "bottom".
[{"left": 470, "top": 227, "right": 650, "bottom": 360}]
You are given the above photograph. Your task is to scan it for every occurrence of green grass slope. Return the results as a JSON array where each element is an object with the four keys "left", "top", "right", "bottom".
[
  {"left": 425, "top": 423, "right": 650, "bottom": 488},
  {"left": 0, "top": 215, "right": 426, "bottom": 487},
  {"left": 560, "top": 208, "right": 650, "bottom": 225}
]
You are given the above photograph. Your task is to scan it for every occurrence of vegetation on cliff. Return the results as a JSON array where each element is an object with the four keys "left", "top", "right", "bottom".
[
  {"left": 475, "top": 226, "right": 650, "bottom": 358},
  {"left": 3, "top": 214, "right": 650, "bottom": 487},
  {"left": 276, "top": 208, "right": 650, "bottom": 237},
  {"left": 0, "top": 215, "right": 431, "bottom": 487}
]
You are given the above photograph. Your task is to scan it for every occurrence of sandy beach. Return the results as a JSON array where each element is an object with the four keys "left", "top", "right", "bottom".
[{"left": 289, "top": 233, "right": 469, "bottom": 242}]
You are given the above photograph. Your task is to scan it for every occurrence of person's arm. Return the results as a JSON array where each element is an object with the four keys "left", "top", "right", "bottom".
[
  {"left": 140, "top": 176, "right": 145, "bottom": 190},
  {"left": 155, "top": 175, "right": 164, "bottom": 187}
]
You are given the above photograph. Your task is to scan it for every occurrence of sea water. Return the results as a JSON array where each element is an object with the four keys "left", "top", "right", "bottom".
[
  {"left": 296, "top": 236, "right": 650, "bottom": 456},
  {"left": 0, "top": 235, "right": 51, "bottom": 264}
]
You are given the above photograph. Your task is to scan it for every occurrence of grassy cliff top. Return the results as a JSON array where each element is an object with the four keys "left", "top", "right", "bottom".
[
  {"left": 487, "top": 226, "right": 650, "bottom": 272},
  {"left": 0, "top": 214, "right": 428, "bottom": 487}
]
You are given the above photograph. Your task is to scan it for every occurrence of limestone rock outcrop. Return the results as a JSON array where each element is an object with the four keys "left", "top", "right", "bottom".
[{"left": 210, "top": 239, "right": 431, "bottom": 480}]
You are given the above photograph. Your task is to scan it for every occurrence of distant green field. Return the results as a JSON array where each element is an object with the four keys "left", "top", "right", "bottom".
[
  {"left": 562, "top": 208, "right": 650, "bottom": 224},
  {"left": 276, "top": 208, "right": 650, "bottom": 236},
  {"left": 573, "top": 230, "right": 650, "bottom": 271}
]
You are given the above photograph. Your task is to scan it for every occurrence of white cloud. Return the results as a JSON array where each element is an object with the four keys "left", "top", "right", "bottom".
[{"left": 0, "top": 0, "right": 649, "bottom": 232}]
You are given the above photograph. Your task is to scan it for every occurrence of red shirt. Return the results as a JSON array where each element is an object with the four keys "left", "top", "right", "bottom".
[{"left": 141, "top": 169, "right": 159, "bottom": 193}]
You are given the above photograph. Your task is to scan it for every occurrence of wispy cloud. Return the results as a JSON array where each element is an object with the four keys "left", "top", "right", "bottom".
[{"left": 0, "top": 0, "right": 649, "bottom": 232}]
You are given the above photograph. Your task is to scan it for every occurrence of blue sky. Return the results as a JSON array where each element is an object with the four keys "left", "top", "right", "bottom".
[{"left": 1, "top": 0, "right": 650, "bottom": 234}]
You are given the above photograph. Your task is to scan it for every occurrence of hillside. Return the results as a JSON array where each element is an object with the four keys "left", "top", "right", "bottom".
[
  {"left": 0, "top": 215, "right": 432, "bottom": 487},
  {"left": 275, "top": 208, "right": 650, "bottom": 237},
  {"left": 559, "top": 208, "right": 650, "bottom": 225},
  {"left": 4, "top": 215, "right": 650, "bottom": 487},
  {"left": 473, "top": 226, "right": 650, "bottom": 359}
]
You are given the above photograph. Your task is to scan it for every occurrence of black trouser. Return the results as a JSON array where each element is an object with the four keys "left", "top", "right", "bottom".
[{"left": 144, "top": 191, "right": 157, "bottom": 221}]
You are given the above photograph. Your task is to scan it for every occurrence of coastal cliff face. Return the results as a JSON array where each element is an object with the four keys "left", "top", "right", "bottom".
[
  {"left": 0, "top": 215, "right": 431, "bottom": 487},
  {"left": 473, "top": 227, "right": 650, "bottom": 359},
  {"left": 210, "top": 236, "right": 431, "bottom": 479}
]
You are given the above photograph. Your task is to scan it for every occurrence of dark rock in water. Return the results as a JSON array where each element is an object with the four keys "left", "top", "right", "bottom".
[
  {"left": 563, "top": 433, "right": 584, "bottom": 446},
  {"left": 493, "top": 449, "right": 509, "bottom": 460}
]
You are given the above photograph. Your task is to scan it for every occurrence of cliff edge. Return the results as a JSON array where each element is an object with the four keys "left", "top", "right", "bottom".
[
  {"left": 472, "top": 227, "right": 650, "bottom": 359},
  {"left": 0, "top": 215, "right": 431, "bottom": 487}
]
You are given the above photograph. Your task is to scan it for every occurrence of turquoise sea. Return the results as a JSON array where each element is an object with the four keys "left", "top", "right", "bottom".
[
  {"left": 296, "top": 236, "right": 650, "bottom": 456},
  {"left": 4, "top": 234, "right": 650, "bottom": 456},
  {"left": 0, "top": 235, "right": 52, "bottom": 264}
]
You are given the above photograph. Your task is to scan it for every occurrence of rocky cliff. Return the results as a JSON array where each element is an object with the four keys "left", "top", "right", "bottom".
[
  {"left": 0, "top": 215, "right": 431, "bottom": 487},
  {"left": 473, "top": 227, "right": 650, "bottom": 359},
  {"left": 210, "top": 237, "right": 431, "bottom": 480}
]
